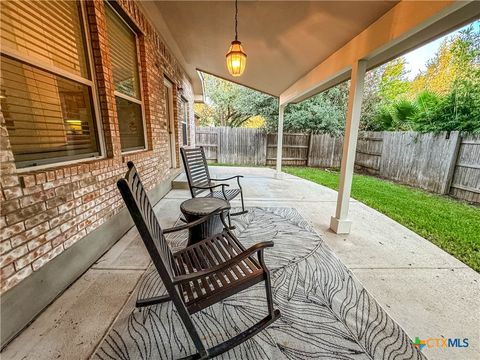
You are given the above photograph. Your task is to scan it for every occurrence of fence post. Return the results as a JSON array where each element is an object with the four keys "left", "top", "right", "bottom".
[
  {"left": 306, "top": 132, "right": 313, "bottom": 167},
  {"left": 263, "top": 130, "right": 268, "bottom": 166},
  {"left": 442, "top": 131, "right": 461, "bottom": 194},
  {"left": 276, "top": 105, "right": 286, "bottom": 175}
]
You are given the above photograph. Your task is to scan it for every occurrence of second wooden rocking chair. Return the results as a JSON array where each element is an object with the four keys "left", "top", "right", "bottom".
[
  {"left": 117, "top": 161, "right": 280, "bottom": 359},
  {"left": 180, "top": 147, "right": 247, "bottom": 217}
]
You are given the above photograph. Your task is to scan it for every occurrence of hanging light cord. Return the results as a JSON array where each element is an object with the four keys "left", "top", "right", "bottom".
[{"left": 234, "top": 0, "right": 238, "bottom": 41}]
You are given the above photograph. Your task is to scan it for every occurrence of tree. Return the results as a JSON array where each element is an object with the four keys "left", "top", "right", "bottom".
[
  {"left": 197, "top": 74, "right": 275, "bottom": 128},
  {"left": 410, "top": 25, "right": 479, "bottom": 97},
  {"left": 242, "top": 115, "right": 266, "bottom": 128},
  {"left": 362, "top": 23, "right": 480, "bottom": 133},
  {"left": 196, "top": 73, "right": 349, "bottom": 135},
  {"left": 379, "top": 58, "right": 411, "bottom": 102},
  {"left": 360, "top": 57, "right": 411, "bottom": 130},
  {"left": 277, "top": 82, "right": 349, "bottom": 135}
]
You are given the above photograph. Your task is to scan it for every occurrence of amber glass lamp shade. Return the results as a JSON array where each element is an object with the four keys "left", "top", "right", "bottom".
[{"left": 226, "top": 40, "right": 247, "bottom": 77}]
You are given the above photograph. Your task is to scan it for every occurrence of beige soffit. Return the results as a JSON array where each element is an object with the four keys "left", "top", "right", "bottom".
[{"left": 139, "top": 0, "right": 399, "bottom": 99}]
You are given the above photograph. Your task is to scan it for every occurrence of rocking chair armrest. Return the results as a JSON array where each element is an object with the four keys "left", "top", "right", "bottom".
[
  {"left": 172, "top": 241, "right": 274, "bottom": 285},
  {"left": 163, "top": 206, "right": 231, "bottom": 234},
  {"left": 211, "top": 175, "right": 244, "bottom": 188},
  {"left": 210, "top": 175, "right": 244, "bottom": 182},
  {"left": 191, "top": 183, "right": 229, "bottom": 191}
]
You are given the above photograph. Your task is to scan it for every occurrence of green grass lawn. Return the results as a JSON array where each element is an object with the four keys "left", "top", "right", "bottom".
[{"left": 283, "top": 167, "right": 480, "bottom": 272}]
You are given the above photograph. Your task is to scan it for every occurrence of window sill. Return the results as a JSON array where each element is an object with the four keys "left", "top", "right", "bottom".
[
  {"left": 121, "top": 147, "right": 148, "bottom": 155},
  {"left": 16, "top": 155, "right": 107, "bottom": 174},
  {"left": 121, "top": 148, "right": 153, "bottom": 163}
]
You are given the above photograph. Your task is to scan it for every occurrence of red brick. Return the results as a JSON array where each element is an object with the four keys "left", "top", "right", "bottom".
[
  {"left": 0, "top": 244, "right": 28, "bottom": 267},
  {"left": 25, "top": 208, "right": 58, "bottom": 229},
  {"left": 49, "top": 209, "right": 75, "bottom": 228},
  {"left": 1, "top": 266, "right": 32, "bottom": 293},
  {"left": 1, "top": 175, "right": 19, "bottom": 188},
  {"left": 3, "top": 186, "right": 23, "bottom": 200},
  {"left": 5, "top": 203, "right": 46, "bottom": 225},
  {"left": 21, "top": 175, "right": 36, "bottom": 188},
  {"left": 20, "top": 189, "right": 55, "bottom": 208},
  {"left": 64, "top": 229, "right": 86, "bottom": 249},
  {"left": 32, "top": 245, "right": 63, "bottom": 271},
  {"left": 35, "top": 173, "right": 47, "bottom": 185},
  {"left": 46, "top": 171, "right": 56, "bottom": 182},
  {"left": 0, "top": 240, "right": 12, "bottom": 255},
  {"left": 1, "top": 199, "right": 20, "bottom": 215},
  {"left": 0, "top": 223, "right": 25, "bottom": 242},
  {"left": 23, "top": 221, "right": 50, "bottom": 242},
  {"left": 46, "top": 194, "right": 73, "bottom": 209},
  {"left": 15, "top": 242, "right": 52, "bottom": 269},
  {"left": 22, "top": 184, "right": 44, "bottom": 195},
  {"left": 1, "top": 263, "right": 15, "bottom": 279}
]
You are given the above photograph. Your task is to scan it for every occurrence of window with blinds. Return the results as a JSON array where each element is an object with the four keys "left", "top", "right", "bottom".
[
  {"left": 105, "top": 4, "right": 145, "bottom": 152},
  {"left": 0, "top": 0, "right": 100, "bottom": 169}
]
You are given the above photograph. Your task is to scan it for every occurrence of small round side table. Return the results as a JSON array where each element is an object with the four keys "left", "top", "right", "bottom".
[{"left": 180, "top": 197, "right": 230, "bottom": 246}]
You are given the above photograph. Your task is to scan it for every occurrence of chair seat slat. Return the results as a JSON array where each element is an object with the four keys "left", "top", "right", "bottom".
[
  {"left": 206, "top": 239, "right": 236, "bottom": 284},
  {"left": 181, "top": 252, "right": 203, "bottom": 299},
  {"left": 189, "top": 248, "right": 214, "bottom": 295},
  {"left": 175, "top": 256, "right": 195, "bottom": 303},
  {"left": 196, "top": 244, "right": 223, "bottom": 290},
  {"left": 216, "top": 235, "right": 249, "bottom": 280}
]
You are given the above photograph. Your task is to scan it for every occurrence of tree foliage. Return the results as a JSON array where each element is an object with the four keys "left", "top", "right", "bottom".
[
  {"left": 362, "top": 23, "right": 480, "bottom": 133},
  {"left": 195, "top": 74, "right": 274, "bottom": 128},
  {"left": 270, "top": 83, "right": 349, "bottom": 135}
]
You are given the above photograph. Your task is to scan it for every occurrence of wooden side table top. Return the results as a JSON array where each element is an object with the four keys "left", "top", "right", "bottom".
[{"left": 180, "top": 197, "right": 230, "bottom": 216}]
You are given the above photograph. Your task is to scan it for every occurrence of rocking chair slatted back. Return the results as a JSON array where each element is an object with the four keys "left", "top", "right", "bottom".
[
  {"left": 181, "top": 147, "right": 211, "bottom": 197},
  {"left": 117, "top": 162, "right": 177, "bottom": 280}
]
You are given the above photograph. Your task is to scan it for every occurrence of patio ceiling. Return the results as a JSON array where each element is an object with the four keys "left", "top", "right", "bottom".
[{"left": 139, "top": 1, "right": 399, "bottom": 98}]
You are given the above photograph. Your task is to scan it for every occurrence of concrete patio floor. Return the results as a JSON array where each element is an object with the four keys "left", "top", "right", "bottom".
[{"left": 2, "top": 166, "right": 479, "bottom": 360}]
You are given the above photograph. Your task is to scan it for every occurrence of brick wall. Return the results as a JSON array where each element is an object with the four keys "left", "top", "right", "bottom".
[{"left": 0, "top": 0, "right": 195, "bottom": 294}]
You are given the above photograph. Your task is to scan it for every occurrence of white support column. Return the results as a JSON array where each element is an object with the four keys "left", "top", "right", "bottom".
[
  {"left": 330, "top": 59, "right": 367, "bottom": 234},
  {"left": 275, "top": 104, "right": 285, "bottom": 178}
]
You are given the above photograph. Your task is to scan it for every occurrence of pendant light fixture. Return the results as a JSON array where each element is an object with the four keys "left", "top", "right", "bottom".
[{"left": 226, "top": 0, "right": 247, "bottom": 77}]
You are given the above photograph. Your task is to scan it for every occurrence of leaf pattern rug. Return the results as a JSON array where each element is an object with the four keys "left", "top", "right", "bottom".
[{"left": 93, "top": 207, "right": 427, "bottom": 360}]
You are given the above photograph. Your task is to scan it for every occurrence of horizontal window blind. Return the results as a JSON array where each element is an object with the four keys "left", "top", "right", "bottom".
[
  {"left": 105, "top": 5, "right": 140, "bottom": 99},
  {"left": 0, "top": 0, "right": 89, "bottom": 79},
  {"left": 0, "top": 0, "right": 101, "bottom": 168},
  {"left": 105, "top": 4, "right": 144, "bottom": 152},
  {"left": 1, "top": 56, "right": 100, "bottom": 168}
]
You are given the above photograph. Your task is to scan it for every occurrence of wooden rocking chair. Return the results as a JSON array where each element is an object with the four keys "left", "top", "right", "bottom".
[
  {"left": 180, "top": 147, "right": 247, "bottom": 217},
  {"left": 117, "top": 161, "right": 280, "bottom": 360}
]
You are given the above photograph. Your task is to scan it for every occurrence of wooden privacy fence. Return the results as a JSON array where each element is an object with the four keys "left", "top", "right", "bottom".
[
  {"left": 195, "top": 127, "right": 480, "bottom": 203},
  {"left": 450, "top": 134, "right": 480, "bottom": 203},
  {"left": 266, "top": 133, "right": 310, "bottom": 166},
  {"left": 195, "top": 127, "right": 266, "bottom": 165}
]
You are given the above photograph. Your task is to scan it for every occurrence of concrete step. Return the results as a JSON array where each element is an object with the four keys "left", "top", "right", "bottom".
[{"left": 172, "top": 172, "right": 189, "bottom": 189}]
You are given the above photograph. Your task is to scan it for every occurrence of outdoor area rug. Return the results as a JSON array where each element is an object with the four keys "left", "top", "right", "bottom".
[{"left": 93, "top": 207, "right": 426, "bottom": 360}]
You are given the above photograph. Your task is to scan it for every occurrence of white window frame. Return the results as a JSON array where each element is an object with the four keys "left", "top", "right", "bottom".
[
  {"left": 1, "top": 0, "right": 106, "bottom": 172},
  {"left": 106, "top": 3, "right": 147, "bottom": 154}
]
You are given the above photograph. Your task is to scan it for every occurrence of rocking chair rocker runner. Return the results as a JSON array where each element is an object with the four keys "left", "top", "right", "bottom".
[
  {"left": 180, "top": 147, "right": 247, "bottom": 217},
  {"left": 117, "top": 161, "right": 280, "bottom": 360}
]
